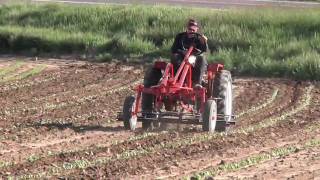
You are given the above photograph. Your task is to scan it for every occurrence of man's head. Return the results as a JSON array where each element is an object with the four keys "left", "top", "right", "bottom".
[{"left": 186, "top": 19, "right": 199, "bottom": 34}]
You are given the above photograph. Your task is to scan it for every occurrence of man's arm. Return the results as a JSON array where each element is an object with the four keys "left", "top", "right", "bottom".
[
  {"left": 171, "top": 34, "right": 182, "bottom": 54},
  {"left": 197, "top": 35, "right": 208, "bottom": 53}
]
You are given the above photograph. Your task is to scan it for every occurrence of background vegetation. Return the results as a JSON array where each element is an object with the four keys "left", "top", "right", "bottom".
[{"left": 0, "top": 4, "right": 320, "bottom": 79}]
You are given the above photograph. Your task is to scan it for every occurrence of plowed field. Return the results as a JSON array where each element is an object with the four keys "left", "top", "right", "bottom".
[{"left": 0, "top": 58, "right": 319, "bottom": 179}]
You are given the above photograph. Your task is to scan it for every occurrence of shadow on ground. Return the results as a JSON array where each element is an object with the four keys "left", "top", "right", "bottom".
[{"left": 30, "top": 122, "right": 125, "bottom": 133}]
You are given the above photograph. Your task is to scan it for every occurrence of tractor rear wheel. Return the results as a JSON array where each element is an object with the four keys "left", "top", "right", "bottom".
[
  {"left": 212, "top": 70, "right": 233, "bottom": 132},
  {"left": 123, "top": 96, "right": 137, "bottom": 131},
  {"left": 202, "top": 100, "right": 217, "bottom": 132}
]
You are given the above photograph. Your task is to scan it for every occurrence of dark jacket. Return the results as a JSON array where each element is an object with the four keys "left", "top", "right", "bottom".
[{"left": 171, "top": 32, "right": 208, "bottom": 56}]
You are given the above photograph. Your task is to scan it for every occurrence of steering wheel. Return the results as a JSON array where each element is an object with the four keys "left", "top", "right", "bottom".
[
  {"left": 187, "top": 32, "right": 202, "bottom": 41},
  {"left": 181, "top": 32, "right": 204, "bottom": 55}
]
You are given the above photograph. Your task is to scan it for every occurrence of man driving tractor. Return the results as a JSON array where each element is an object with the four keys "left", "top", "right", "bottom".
[
  {"left": 121, "top": 19, "right": 233, "bottom": 132},
  {"left": 171, "top": 19, "right": 208, "bottom": 88},
  {"left": 141, "top": 19, "right": 209, "bottom": 129}
]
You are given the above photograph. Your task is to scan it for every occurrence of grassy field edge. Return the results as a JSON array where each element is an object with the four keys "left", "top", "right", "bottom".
[{"left": 0, "top": 3, "right": 320, "bottom": 79}]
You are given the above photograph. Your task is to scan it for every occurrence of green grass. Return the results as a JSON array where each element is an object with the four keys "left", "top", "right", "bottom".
[
  {"left": 0, "top": 61, "right": 24, "bottom": 77},
  {"left": 16, "top": 64, "right": 46, "bottom": 79},
  {"left": 0, "top": 4, "right": 320, "bottom": 79},
  {"left": 0, "top": 64, "right": 46, "bottom": 82}
]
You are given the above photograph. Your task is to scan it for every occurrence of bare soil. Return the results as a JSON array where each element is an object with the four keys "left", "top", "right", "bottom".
[{"left": 0, "top": 58, "right": 319, "bottom": 179}]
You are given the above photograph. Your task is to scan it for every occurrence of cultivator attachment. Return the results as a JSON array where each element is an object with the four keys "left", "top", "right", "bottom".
[{"left": 117, "top": 111, "right": 235, "bottom": 125}]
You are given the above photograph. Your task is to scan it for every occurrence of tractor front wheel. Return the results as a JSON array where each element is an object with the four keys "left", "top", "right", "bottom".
[
  {"left": 202, "top": 100, "right": 217, "bottom": 132},
  {"left": 123, "top": 96, "right": 137, "bottom": 131}
]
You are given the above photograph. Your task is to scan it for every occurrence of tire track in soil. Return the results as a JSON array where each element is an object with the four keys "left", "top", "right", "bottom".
[
  {"left": 3, "top": 81, "right": 309, "bottom": 178},
  {"left": 53, "top": 83, "right": 314, "bottom": 178}
]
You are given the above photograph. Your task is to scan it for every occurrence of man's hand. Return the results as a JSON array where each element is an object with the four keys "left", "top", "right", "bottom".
[
  {"left": 200, "top": 34, "right": 208, "bottom": 43},
  {"left": 177, "top": 49, "right": 187, "bottom": 55}
]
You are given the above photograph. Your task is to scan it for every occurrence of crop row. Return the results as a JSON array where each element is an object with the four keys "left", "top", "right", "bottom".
[
  {"left": 30, "top": 76, "right": 115, "bottom": 103},
  {"left": 13, "top": 86, "right": 313, "bottom": 178},
  {"left": 2, "top": 78, "right": 272, "bottom": 138},
  {"left": 1, "top": 79, "right": 141, "bottom": 117},
  {"left": 305, "top": 122, "right": 320, "bottom": 133},
  {"left": 161, "top": 85, "right": 312, "bottom": 150},
  {"left": 0, "top": 111, "right": 109, "bottom": 141},
  {"left": 1, "top": 111, "right": 118, "bottom": 139},
  {"left": 190, "top": 138, "right": 320, "bottom": 179},
  {"left": 0, "top": 131, "right": 164, "bottom": 171},
  {"left": 29, "top": 66, "right": 137, "bottom": 103},
  {"left": 0, "top": 82, "right": 269, "bottom": 170},
  {"left": 0, "top": 80, "right": 141, "bottom": 142},
  {"left": 234, "top": 85, "right": 313, "bottom": 134},
  {"left": 236, "top": 88, "right": 279, "bottom": 118},
  {"left": 0, "top": 70, "right": 62, "bottom": 92},
  {"left": 2, "top": 79, "right": 263, "bottom": 169},
  {"left": 0, "top": 80, "right": 142, "bottom": 142}
]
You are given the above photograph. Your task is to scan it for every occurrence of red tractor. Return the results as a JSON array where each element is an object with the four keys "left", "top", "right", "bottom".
[{"left": 119, "top": 34, "right": 234, "bottom": 132}]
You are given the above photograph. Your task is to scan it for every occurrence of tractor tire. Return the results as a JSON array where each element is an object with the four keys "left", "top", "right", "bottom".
[
  {"left": 123, "top": 96, "right": 137, "bottom": 131},
  {"left": 212, "top": 70, "right": 233, "bottom": 132},
  {"left": 202, "top": 100, "right": 217, "bottom": 132},
  {"left": 142, "top": 67, "right": 162, "bottom": 130}
]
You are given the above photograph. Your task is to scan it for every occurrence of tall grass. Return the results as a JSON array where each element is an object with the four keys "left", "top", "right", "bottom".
[{"left": 0, "top": 4, "right": 320, "bottom": 79}]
